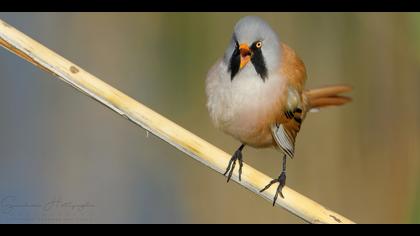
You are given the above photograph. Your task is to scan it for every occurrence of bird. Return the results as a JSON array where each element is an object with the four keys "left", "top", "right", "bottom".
[{"left": 205, "top": 16, "right": 352, "bottom": 206}]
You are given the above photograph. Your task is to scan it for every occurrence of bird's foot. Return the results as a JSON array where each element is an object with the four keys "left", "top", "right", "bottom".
[
  {"left": 223, "top": 145, "right": 244, "bottom": 182},
  {"left": 259, "top": 171, "right": 286, "bottom": 206}
]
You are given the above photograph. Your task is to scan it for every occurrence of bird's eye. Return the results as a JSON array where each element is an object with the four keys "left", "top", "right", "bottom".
[{"left": 256, "top": 41, "right": 262, "bottom": 48}]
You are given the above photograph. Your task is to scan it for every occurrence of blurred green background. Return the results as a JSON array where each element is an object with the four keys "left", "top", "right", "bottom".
[{"left": 0, "top": 12, "right": 419, "bottom": 224}]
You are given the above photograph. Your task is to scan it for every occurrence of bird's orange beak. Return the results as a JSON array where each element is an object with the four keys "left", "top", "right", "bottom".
[{"left": 239, "top": 44, "right": 251, "bottom": 69}]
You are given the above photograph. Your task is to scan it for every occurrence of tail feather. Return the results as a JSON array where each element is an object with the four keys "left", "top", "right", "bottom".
[
  {"left": 272, "top": 85, "right": 351, "bottom": 159},
  {"left": 305, "top": 85, "right": 352, "bottom": 109}
]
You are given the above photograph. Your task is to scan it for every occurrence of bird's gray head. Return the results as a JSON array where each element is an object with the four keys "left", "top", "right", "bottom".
[{"left": 224, "top": 16, "right": 281, "bottom": 81}]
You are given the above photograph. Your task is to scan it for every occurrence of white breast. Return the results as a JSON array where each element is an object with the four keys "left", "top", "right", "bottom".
[{"left": 205, "top": 60, "right": 287, "bottom": 144}]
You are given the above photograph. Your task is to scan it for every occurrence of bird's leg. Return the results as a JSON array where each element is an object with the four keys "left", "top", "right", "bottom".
[
  {"left": 259, "top": 155, "right": 287, "bottom": 206},
  {"left": 223, "top": 144, "right": 245, "bottom": 182}
]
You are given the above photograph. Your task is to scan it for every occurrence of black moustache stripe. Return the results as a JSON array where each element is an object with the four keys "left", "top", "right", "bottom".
[
  {"left": 228, "top": 41, "right": 268, "bottom": 81},
  {"left": 228, "top": 42, "right": 240, "bottom": 80},
  {"left": 250, "top": 44, "right": 268, "bottom": 81}
]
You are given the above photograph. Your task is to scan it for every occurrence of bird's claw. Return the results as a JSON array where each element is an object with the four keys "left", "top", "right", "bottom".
[
  {"left": 259, "top": 171, "right": 286, "bottom": 206},
  {"left": 223, "top": 148, "right": 244, "bottom": 182}
]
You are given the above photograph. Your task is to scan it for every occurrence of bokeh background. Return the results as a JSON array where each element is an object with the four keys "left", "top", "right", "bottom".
[{"left": 0, "top": 12, "right": 419, "bottom": 224}]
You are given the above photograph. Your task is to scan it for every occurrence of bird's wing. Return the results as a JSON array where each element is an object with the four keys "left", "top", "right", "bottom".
[
  {"left": 272, "top": 43, "right": 308, "bottom": 159},
  {"left": 279, "top": 43, "right": 307, "bottom": 94}
]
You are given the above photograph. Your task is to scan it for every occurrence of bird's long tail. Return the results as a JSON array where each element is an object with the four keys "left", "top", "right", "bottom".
[
  {"left": 271, "top": 85, "right": 351, "bottom": 159},
  {"left": 304, "top": 85, "right": 352, "bottom": 109}
]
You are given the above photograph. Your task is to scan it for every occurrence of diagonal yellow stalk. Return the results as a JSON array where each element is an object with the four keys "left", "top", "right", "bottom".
[{"left": 0, "top": 19, "right": 354, "bottom": 224}]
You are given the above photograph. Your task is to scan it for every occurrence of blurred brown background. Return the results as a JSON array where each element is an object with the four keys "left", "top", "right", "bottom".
[{"left": 0, "top": 13, "right": 419, "bottom": 223}]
